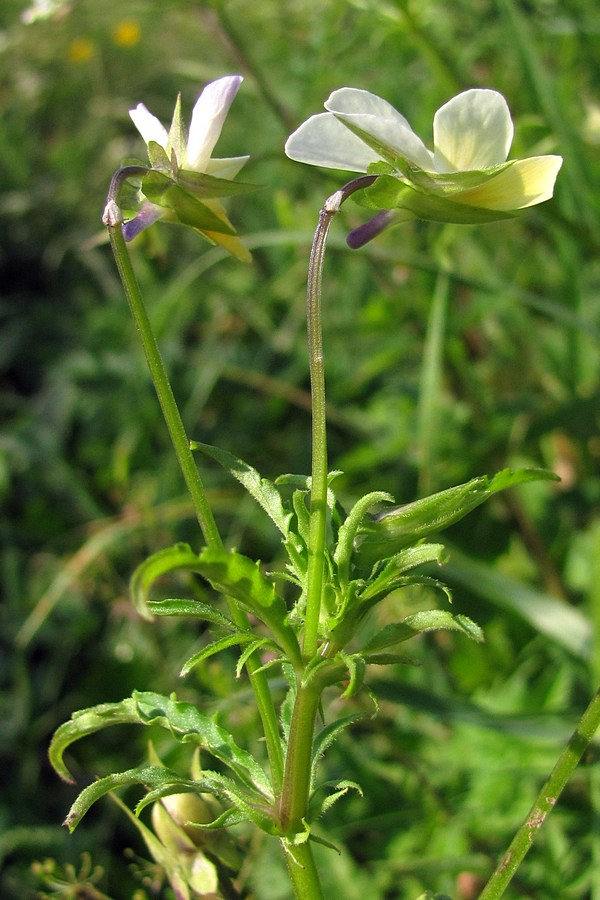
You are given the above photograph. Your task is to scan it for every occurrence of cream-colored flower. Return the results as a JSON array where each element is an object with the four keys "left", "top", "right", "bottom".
[{"left": 285, "top": 87, "right": 562, "bottom": 225}]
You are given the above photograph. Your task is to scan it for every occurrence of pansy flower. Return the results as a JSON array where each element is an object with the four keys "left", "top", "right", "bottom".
[
  {"left": 285, "top": 87, "right": 562, "bottom": 244},
  {"left": 120, "top": 75, "right": 252, "bottom": 261}
]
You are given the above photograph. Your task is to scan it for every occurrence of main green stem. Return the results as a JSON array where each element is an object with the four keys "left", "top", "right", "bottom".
[
  {"left": 277, "top": 179, "right": 377, "bottom": 899},
  {"left": 302, "top": 201, "right": 336, "bottom": 659},
  {"left": 479, "top": 685, "right": 600, "bottom": 899},
  {"left": 106, "top": 216, "right": 283, "bottom": 793},
  {"left": 302, "top": 176, "right": 375, "bottom": 659}
]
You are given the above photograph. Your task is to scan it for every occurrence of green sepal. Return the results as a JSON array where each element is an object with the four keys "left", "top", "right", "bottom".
[
  {"left": 111, "top": 791, "right": 215, "bottom": 900},
  {"left": 166, "top": 94, "right": 185, "bottom": 167},
  {"left": 146, "top": 140, "right": 172, "bottom": 173},
  {"left": 355, "top": 468, "right": 559, "bottom": 568},
  {"left": 141, "top": 171, "right": 236, "bottom": 234},
  {"left": 176, "top": 169, "right": 260, "bottom": 198},
  {"left": 361, "top": 174, "right": 517, "bottom": 224},
  {"left": 364, "top": 609, "right": 484, "bottom": 652}
]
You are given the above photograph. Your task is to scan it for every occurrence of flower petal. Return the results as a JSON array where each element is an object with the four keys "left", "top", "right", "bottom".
[
  {"left": 122, "top": 201, "right": 164, "bottom": 240},
  {"left": 129, "top": 104, "right": 169, "bottom": 150},
  {"left": 452, "top": 155, "right": 563, "bottom": 210},
  {"left": 186, "top": 75, "right": 243, "bottom": 171},
  {"left": 205, "top": 155, "right": 250, "bottom": 180},
  {"left": 285, "top": 112, "right": 379, "bottom": 172},
  {"left": 325, "top": 87, "right": 434, "bottom": 170},
  {"left": 433, "top": 89, "right": 513, "bottom": 172}
]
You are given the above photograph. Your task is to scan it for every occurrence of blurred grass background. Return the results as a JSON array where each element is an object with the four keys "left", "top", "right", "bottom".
[{"left": 1, "top": 0, "right": 599, "bottom": 897}]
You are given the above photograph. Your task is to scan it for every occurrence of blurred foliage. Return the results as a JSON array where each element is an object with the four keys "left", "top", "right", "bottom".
[{"left": 1, "top": 0, "right": 599, "bottom": 897}]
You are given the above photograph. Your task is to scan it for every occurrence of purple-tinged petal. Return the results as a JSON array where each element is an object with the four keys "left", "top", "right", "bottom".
[
  {"left": 186, "top": 75, "right": 243, "bottom": 171},
  {"left": 122, "top": 202, "right": 164, "bottom": 240},
  {"left": 129, "top": 104, "right": 169, "bottom": 150}
]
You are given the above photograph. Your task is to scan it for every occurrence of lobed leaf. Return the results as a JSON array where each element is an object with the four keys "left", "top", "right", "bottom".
[{"left": 133, "top": 691, "right": 272, "bottom": 795}]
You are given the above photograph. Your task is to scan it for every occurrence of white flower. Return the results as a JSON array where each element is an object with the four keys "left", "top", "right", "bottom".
[
  {"left": 129, "top": 74, "right": 249, "bottom": 179},
  {"left": 285, "top": 87, "right": 562, "bottom": 223},
  {"left": 123, "top": 75, "right": 251, "bottom": 260}
]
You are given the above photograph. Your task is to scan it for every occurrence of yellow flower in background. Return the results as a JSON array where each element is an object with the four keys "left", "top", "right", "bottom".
[
  {"left": 113, "top": 20, "right": 140, "bottom": 48},
  {"left": 68, "top": 38, "right": 94, "bottom": 63}
]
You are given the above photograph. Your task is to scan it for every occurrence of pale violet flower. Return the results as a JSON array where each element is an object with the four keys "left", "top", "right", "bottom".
[
  {"left": 123, "top": 75, "right": 251, "bottom": 260},
  {"left": 285, "top": 87, "right": 562, "bottom": 237}
]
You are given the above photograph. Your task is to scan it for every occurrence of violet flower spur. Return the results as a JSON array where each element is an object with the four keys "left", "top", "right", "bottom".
[
  {"left": 285, "top": 87, "right": 562, "bottom": 242},
  {"left": 121, "top": 75, "right": 251, "bottom": 261}
]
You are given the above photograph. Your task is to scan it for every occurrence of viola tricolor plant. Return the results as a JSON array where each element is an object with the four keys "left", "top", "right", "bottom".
[{"left": 50, "top": 77, "right": 594, "bottom": 900}]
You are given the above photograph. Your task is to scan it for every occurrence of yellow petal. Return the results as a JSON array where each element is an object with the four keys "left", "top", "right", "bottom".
[{"left": 453, "top": 155, "right": 563, "bottom": 210}]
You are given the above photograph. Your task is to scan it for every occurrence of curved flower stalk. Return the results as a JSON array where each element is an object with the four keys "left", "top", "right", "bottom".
[
  {"left": 106, "top": 75, "right": 253, "bottom": 261},
  {"left": 285, "top": 87, "right": 563, "bottom": 242}
]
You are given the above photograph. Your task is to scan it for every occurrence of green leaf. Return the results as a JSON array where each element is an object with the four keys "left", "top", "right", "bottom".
[
  {"left": 49, "top": 691, "right": 272, "bottom": 796},
  {"left": 141, "top": 171, "right": 236, "bottom": 234},
  {"left": 190, "top": 442, "right": 292, "bottom": 536},
  {"left": 180, "top": 633, "right": 258, "bottom": 677},
  {"left": 360, "top": 652, "right": 420, "bottom": 666},
  {"left": 355, "top": 467, "right": 559, "bottom": 568},
  {"left": 333, "top": 490, "right": 393, "bottom": 586},
  {"left": 311, "top": 713, "right": 369, "bottom": 788},
  {"left": 49, "top": 698, "right": 141, "bottom": 782},
  {"left": 360, "top": 543, "right": 448, "bottom": 601},
  {"left": 147, "top": 597, "right": 235, "bottom": 630},
  {"left": 63, "top": 765, "right": 187, "bottom": 831},
  {"left": 130, "top": 542, "right": 208, "bottom": 620},
  {"left": 364, "top": 609, "right": 484, "bottom": 652},
  {"left": 193, "top": 548, "right": 302, "bottom": 666},
  {"left": 133, "top": 691, "right": 272, "bottom": 794},
  {"left": 308, "top": 779, "right": 363, "bottom": 822}
]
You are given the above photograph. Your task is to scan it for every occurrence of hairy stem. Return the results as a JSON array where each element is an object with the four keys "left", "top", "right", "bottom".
[
  {"left": 303, "top": 176, "right": 376, "bottom": 659},
  {"left": 282, "top": 838, "right": 325, "bottom": 900}
]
